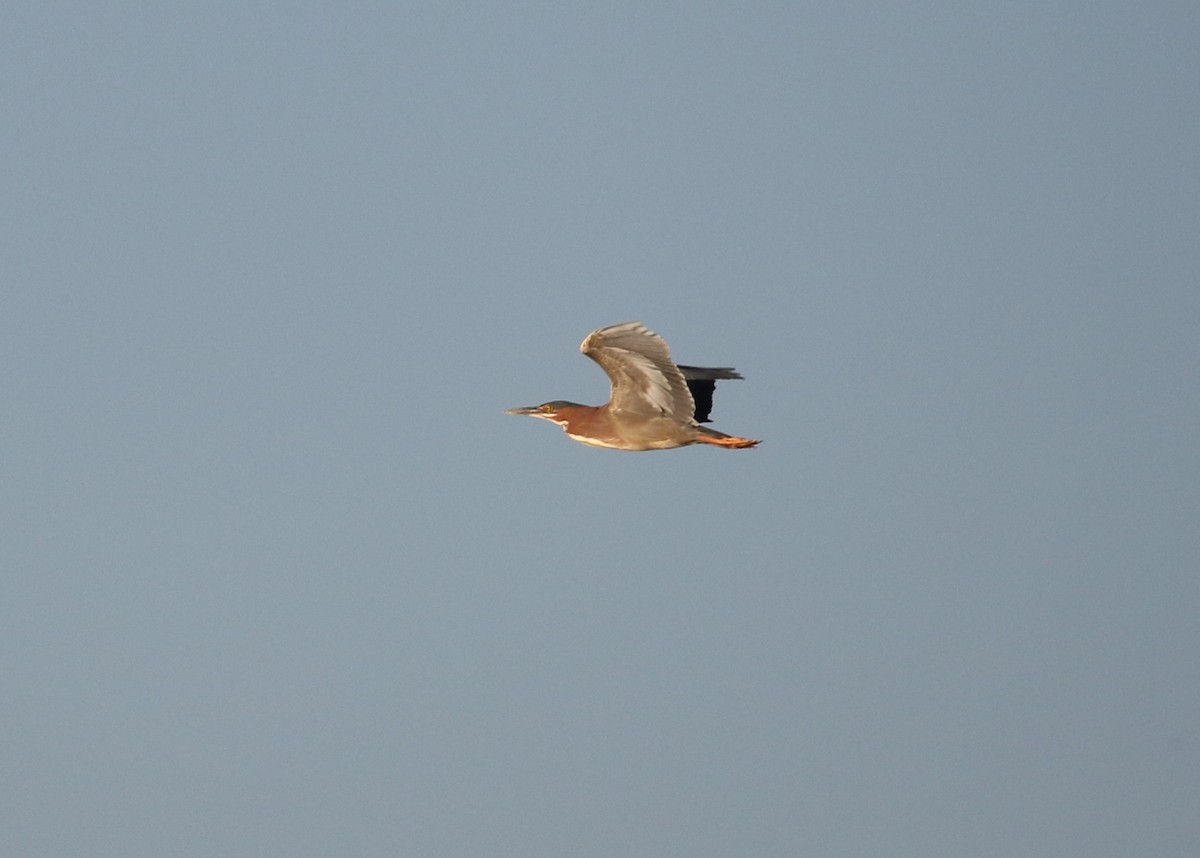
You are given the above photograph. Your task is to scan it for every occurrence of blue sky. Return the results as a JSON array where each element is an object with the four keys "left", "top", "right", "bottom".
[{"left": 3, "top": 4, "right": 1198, "bottom": 856}]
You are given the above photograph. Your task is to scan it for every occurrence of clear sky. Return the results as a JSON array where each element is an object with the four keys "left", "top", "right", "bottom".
[{"left": 3, "top": 3, "right": 1198, "bottom": 856}]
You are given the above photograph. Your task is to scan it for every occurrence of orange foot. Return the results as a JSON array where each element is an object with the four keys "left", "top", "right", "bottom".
[{"left": 695, "top": 434, "right": 761, "bottom": 449}]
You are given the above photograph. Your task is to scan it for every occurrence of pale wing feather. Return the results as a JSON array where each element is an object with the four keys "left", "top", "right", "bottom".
[{"left": 580, "top": 321, "right": 695, "bottom": 420}]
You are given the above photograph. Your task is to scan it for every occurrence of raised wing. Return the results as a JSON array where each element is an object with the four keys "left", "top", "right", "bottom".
[{"left": 580, "top": 321, "right": 695, "bottom": 420}]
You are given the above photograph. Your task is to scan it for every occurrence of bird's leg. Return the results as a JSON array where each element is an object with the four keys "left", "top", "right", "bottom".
[{"left": 693, "top": 433, "right": 760, "bottom": 449}]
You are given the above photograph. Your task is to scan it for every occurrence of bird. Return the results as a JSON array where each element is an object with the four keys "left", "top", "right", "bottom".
[{"left": 506, "top": 321, "right": 760, "bottom": 450}]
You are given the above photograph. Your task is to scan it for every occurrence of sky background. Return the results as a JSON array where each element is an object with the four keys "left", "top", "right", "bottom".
[{"left": 3, "top": 3, "right": 1198, "bottom": 856}]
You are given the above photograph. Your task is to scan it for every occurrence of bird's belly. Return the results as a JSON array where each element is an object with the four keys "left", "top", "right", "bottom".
[{"left": 565, "top": 431, "right": 687, "bottom": 451}]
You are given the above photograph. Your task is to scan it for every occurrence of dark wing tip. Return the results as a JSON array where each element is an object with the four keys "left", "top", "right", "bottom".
[
  {"left": 677, "top": 365, "right": 743, "bottom": 381},
  {"left": 679, "top": 366, "right": 745, "bottom": 422},
  {"left": 685, "top": 379, "right": 717, "bottom": 422}
]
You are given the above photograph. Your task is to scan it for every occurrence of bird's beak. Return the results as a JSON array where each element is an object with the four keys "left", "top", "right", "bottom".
[{"left": 505, "top": 406, "right": 538, "bottom": 416}]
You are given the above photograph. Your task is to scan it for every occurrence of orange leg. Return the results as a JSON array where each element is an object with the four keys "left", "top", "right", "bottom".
[{"left": 694, "top": 433, "right": 760, "bottom": 449}]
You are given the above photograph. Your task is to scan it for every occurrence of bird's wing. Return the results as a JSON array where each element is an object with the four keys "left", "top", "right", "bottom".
[
  {"left": 580, "top": 321, "right": 695, "bottom": 420},
  {"left": 677, "top": 365, "right": 742, "bottom": 423}
]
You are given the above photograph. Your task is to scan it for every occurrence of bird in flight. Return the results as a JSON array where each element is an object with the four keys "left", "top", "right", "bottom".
[{"left": 506, "top": 321, "right": 759, "bottom": 450}]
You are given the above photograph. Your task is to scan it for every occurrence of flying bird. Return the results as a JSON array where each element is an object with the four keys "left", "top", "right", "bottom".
[{"left": 506, "top": 321, "right": 759, "bottom": 450}]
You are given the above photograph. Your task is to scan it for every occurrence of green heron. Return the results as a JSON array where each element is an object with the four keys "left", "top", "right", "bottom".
[{"left": 506, "top": 321, "right": 760, "bottom": 450}]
